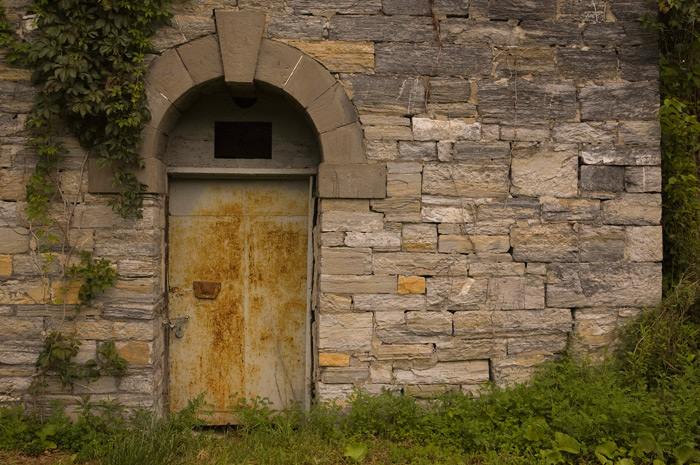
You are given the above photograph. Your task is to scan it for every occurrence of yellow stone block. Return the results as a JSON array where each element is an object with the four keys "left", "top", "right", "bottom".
[
  {"left": 318, "top": 352, "right": 350, "bottom": 367},
  {"left": 0, "top": 255, "right": 11, "bottom": 276},
  {"left": 116, "top": 341, "right": 153, "bottom": 366},
  {"left": 280, "top": 40, "right": 374, "bottom": 73},
  {"left": 398, "top": 276, "right": 426, "bottom": 294}
]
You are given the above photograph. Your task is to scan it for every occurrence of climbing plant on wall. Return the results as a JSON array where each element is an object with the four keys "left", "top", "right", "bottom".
[{"left": 0, "top": 0, "right": 171, "bottom": 409}]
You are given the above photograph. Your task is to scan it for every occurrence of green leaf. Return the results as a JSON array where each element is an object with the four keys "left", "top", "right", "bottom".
[
  {"left": 343, "top": 443, "right": 367, "bottom": 463},
  {"left": 554, "top": 432, "right": 580, "bottom": 454},
  {"left": 596, "top": 441, "right": 619, "bottom": 462}
]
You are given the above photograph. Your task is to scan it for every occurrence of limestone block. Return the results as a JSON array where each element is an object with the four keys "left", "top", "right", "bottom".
[
  {"left": 441, "top": 18, "right": 520, "bottom": 46},
  {"left": 319, "top": 353, "right": 351, "bottom": 367},
  {"left": 117, "top": 258, "right": 159, "bottom": 278},
  {"left": 330, "top": 15, "right": 434, "bottom": 42},
  {"left": 103, "top": 278, "right": 161, "bottom": 303},
  {"left": 625, "top": 226, "right": 662, "bottom": 262},
  {"left": 511, "top": 143, "right": 578, "bottom": 198},
  {"left": 494, "top": 47, "right": 556, "bottom": 79},
  {"left": 344, "top": 232, "right": 401, "bottom": 250},
  {"left": 580, "top": 83, "right": 659, "bottom": 121},
  {"left": 479, "top": 198, "right": 541, "bottom": 221},
  {"left": 371, "top": 344, "right": 434, "bottom": 361},
  {"left": 319, "top": 294, "right": 352, "bottom": 313},
  {"left": 541, "top": 197, "right": 600, "bottom": 222},
  {"left": 287, "top": 0, "right": 382, "bottom": 14},
  {"left": 412, "top": 118, "right": 481, "bottom": 141},
  {"left": 422, "top": 163, "right": 509, "bottom": 198},
  {"left": 610, "top": 1, "right": 657, "bottom": 21},
  {"left": 317, "top": 163, "right": 387, "bottom": 199},
  {"left": 0, "top": 317, "right": 46, "bottom": 341},
  {"left": 318, "top": 313, "right": 373, "bottom": 351},
  {"left": 284, "top": 55, "right": 337, "bottom": 109},
  {"left": 546, "top": 263, "right": 662, "bottom": 307},
  {"left": 320, "top": 247, "right": 372, "bottom": 275},
  {"left": 491, "top": 351, "right": 555, "bottom": 385},
  {"left": 488, "top": 276, "right": 545, "bottom": 310},
  {"left": 0, "top": 169, "right": 27, "bottom": 201},
  {"left": 120, "top": 373, "right": 156, "bottom": 394},
  {"left": 387, "top": 162, "right": 423, "bottom": 174},
  {"left": 572, "top": 308, "right": 623, "bottom": 353},
  {"left": 520, "top": 21, "right": 583, "bottom": 46},
  {"left": 376, "top": 43, "right": 492, "bottom": 77},
  {"left": 618, "top": 121, "right": 661, "bottom": 146},
  {"left": 176, "top": 35, "right": 223, "bottom": 87},
  {"left": 427, "top": 276, "right": 488, "bottom": 310},
  {"left": 620, "top": 45, "right": 659, "bottom": 81},
  {"left": 321, "top": 211, "right": 384, "bottom": 232},
  {"left": 469, "top": 261, "right": 525, "bottom": 277},
  {"left": 402, "top": 224, "right": 437, "bottom": 252},
  {"left": 320, "top": 275, "right": 396, "bottom": 295},
  {"left": 579, "top": 225, "right": 625, "bottom": 262},
  {"left": 321, "top": 232, "right": 345, "bottom": 247},
  {"left": 102, "top": 302, "right": 160, "bottom": 320},
  {"left": 581, "top": 165, "right": 625, "bottom": 193},
  {"left": 583, "top": 22, "right": 656, "bottom": 47},
  {"left": 427, "top": 77, "right": 472, "bottom": 103},
  {"left": 367, "top": 141, "right": 399, "bottom": 161},
  {"left": 398, "top": 142, "right": 437, "bottom": 161},
  {"left": 387, "top": 173, "right": 422, "bottom": 198},
  {"left": 353, "top": 294, "right": 426, "bottom": 311},
  {"left": 438, "top": 235, "right": 474, "bottom": 254},
  {"left": 371, "top": 198, "right": 421, "bottom": 222},
  {"left": 343, "top": 74, "right": 426, "bottom": 116},
  {"left": 557, "top": 48, "right": 618, "bottom": 80},
  {"left": 321, "top": 366, "right": 369, "bottom": 384},
  {"left": 559, "top": 0, "right": 608, "bottom": 21},
  {"left": 0, "top": 341, "right": 43, "bottom": 364},
  {"left": 427, "top": 103, "right": 478, "bottom": 118},
  {"left": 0, "top": 228, "right": 28, "bottom": 253},
  {"left": 316, "top": 383, "right": 355, "bottom": 401},
  {"left": 398, "top": 276, "right": 426, "bottom": 295},
  {"left": 0, "top": 255, "right": 11, "bottom": 276},
  {"left": 552, "top": 122, "right": 617, "bottom": 144},
  {"left": 115, "top": 341, "right": 153, "bottom": 366},
  {"left": 625, "top": 167, "right": 662, "bottom": 193},
  {"left": 282, "top": 40, "right": 374, "bottom": 73},
  {"left": 363, "top": 124, "right": 413, "bottom": 141},
  {"left": 485, "top": 0, "right": 557, "bottom": 20},
  {"left": 0, "top": 81, "right": 34, "bottom": 113},
  {"left": 472, "top": 235, "right": 509, "bottom": 254},
  {"left": 601, "top": 194, "right": 661, "bottom": 225},
  {"left": 499, "top": 122, "right": 551, "bottom": 141},
  {"left": 376, "top": 311, "right": 453, "bottom": 344},
  {"left": 453, "top": 141, "right": 511, "bottom": 164},
  {"left": 507, "top": 334, "right": 568, "bottom": 354},
  {"left": 268, "top": 15, "right": 327, "bottom": 39},
  {"left": 94, "top": 231, "right": 161, "bottom": 258},
  {"left": 383, "top": 0, "right": 469, "bottom": 15},
  {"left": 479, "top": 81, "right": 576, "bottom": 120},
  {"left": 88, "top": 157, "right": 166, "bottom": 194},
  {"left": 319, "top": 123, "right": 367, "bottom": 165},
  {"left": 454, "top": 309, "right": 571, "bottom": 338},
  {"left": 582, "top": 145, "right": 661, "bottom": 166},
  {"left": 395, "top": 360, "right": 489, "bottom": 385},
  {"left": 436, "top": 339, "right": 506, "bottom": 361},
  {"left": 511, "top": 223, "right": 578, "bottom": 263},
  {"left": 74, "top": 376, "right": 118, "bottom": 395},
  {"left": 374, "top": 252, "right": 470, "bottom": 276},
  {"left": 421, "top": 196, "right": 476, "bottom": 223}
]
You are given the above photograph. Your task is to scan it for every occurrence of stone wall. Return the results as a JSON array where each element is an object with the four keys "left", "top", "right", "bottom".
[{"left": 0, "top": 0, "right": 661, "bottom": 408}]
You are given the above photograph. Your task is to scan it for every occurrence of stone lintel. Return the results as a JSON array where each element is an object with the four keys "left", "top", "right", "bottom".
[
  {"left": 317, "top": 163, "right": 386, "bottom": 199},
  {"left": 216, "top": 9, "right": 266, "bottom": 93},
  {"left": 88, "top": 158, "right": 166, "bottom": 194}
]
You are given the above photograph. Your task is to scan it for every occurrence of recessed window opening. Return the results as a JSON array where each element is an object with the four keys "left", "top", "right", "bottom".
[{"left": 214, "top": 121, "right": 272, "bottom": 159}]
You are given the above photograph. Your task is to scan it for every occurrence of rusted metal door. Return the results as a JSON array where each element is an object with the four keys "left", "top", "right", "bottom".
[{"left": 168, "top": 178, "right": 310, "bottom": 424}]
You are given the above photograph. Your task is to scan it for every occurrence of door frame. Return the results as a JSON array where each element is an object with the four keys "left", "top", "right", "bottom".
[{"left": 164, "top": 168, "right": 317, "bottom": 413}]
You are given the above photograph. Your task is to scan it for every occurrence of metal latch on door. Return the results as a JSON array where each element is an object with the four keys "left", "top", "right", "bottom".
[{"left": 166, "top": 317, "right": 189, "bottom": 338}]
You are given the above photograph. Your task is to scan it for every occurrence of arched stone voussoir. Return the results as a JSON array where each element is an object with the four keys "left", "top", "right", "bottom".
[
  {"left": 176, "top": 34, "right": 224, "bottom": 87},
  {"left": 145, "top": 48, "right": 195, "bottom": 110}
]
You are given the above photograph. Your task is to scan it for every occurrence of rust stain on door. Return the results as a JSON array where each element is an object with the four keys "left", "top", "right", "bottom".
[{"left": 168, "top": 179, "right": 309, "bottom": 424}]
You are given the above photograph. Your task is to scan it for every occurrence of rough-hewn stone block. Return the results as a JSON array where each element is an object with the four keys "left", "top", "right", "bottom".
[
  {"left": 317, "top": 163, "right": 386, "bottom": 199},
  {"left": 494, "top": 47, "right": 556, "bottom": 79},
  {"left": 318, "top": 353, "right": 351, "bottom": 367},
  {"left": 427, "top": 276, "right": 488, "bottom": 310},
  {"left": 330, "top": 15, "right": 434, "bottom": 42},
  {"left": 421, "top": 196, "right": 475, "bottom": 223},
  {"left": 602, "top": 194, "right": 661, "bottom": 225},
  {"left": 625, "top": 166, "right": 662, "bottom": 193},
  {"left": 395, "top": 360, "right": 489, "bottom": 385},
  {"left": 557, "top": 48, "right": 618, "bottom": 80},
  {"left": 436, "top": 339, "right": 506, "bottom": 361},
  {"left": 583, "top": 22, "right": 656, "bottom": 47},
  {"left": 552, "top": 122, "right": 617, "bottom": 144},
  {"left": 413, "top": 118, "right": 481, "bottom": 141},
  {"left": 402, "top": 224, "right": 437, "bottom": 252},
  {"left": 321, "top": 366, "right": 369, "bottom": 384},
  {"left": 438, "top": 234, "right": 473, "bottom": 253},
  {"left": 321, "top": 211, "right": 384, "bottom": 232},
  {"left": 398, "top": 276, "right": 426, "bottom": 295},
  {"left": 580, "top": 83, "right": 659, "bottom": 121},
  {"left": 318, "top": 313, "right": 373, "bottom": 351},
  {"left": 320, "top": 247, "right": 372, "bottom": 275},
  {"left": 454, "top": 308, "right": 571, "bottom": 338},
  {"left": 353, "top": 293, "right": 426, "bottom": 311},
  {"left": 582, "top": 145, "right": 661, "bottom": 166},
  {"left": 579, "top": 225, "right": 625, "bottom": 262},
  {"left": 268, "top": 14, "right": 327, "bottom": 39},
  {"left": 288, "top": 0, "right": 382, "bottom": 14},
  {"left": 620, "top": 45, "right": 659, "bottom": 81},
  {"left": 320, "top": 275, "right": 396, "bottom": 294},
  {"left": 520, "top": 21, "right": 582, "bottom": 46},
  {"left": 618, "top": 121, "right": 661, "bottom": 146},
  {"left": 511, "top": 143, "right": 578, "bottom": 198},
  {"left": 625, "top": 226, "right": 662, "bottom": 262},
  {"left": 344, "top": 232, "right": 401, "bottom": 250},
  {"left": 387, "top": 173, "right": 422, "bottom": 198},
  {"left": 442, "top": 19, "right": 521, "bottom": 46},
  {"left": 376, "top": 310, "right": 453, "bottom": 344},
  {"left": 489, "top": 276, "right": 545, "bottom": 310},
  {"left": 0, "top": 228, "right": 28, "bottom": 253},
  {"left": 511, "top": 223, "right": 579, "bottom": 263},
  {"left": 376, "top": 43, "right": 492, "bottom": 77},
  {"left": 383, "top": 0, "right": 469, "bottom": 15},
  {"left": 546, "top": 263, "right": 662, "bottom": 307},
  {"left": 422, "top": 164, "right": 509, "bottom": 198},
  {"left": 282, "top": 40, "right": 374, "bottom": 73},
  {"left": 479, "top": 81, "right": 576, "bottom": 120},
  {"left": 485, "top": 0, "right": 557, "bottom": 20},
  {"left": 374, "top": 252, "right": 470, "bottom": 276},
  {"left": 427, "top": 78, "right": 472, "bottom": 103},
  {"left": 581, "top": 165, "right": 625, "bottom": 192},
  {"left": 371, "top": 198, "right": 421, "bottom": 222},
  {"left": 343, "top": 74, "right": 426, "bottom": 116}
]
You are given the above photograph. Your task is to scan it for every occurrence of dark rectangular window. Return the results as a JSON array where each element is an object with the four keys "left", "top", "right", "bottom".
[{"left": 214, "top": 121, "right": 272, "bottom": 159}]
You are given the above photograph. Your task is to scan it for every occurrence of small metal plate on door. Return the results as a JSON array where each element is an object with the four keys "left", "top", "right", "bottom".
[{"left": 193, "top": 281, "right": 221, "bottom": 299}]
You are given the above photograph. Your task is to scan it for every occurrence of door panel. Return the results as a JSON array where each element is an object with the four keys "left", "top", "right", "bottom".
[{"left": 168, "top": 179, "right": 309, "bottom": 424}]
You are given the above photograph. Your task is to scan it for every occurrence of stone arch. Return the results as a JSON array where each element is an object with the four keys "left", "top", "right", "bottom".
[{"left": 88, "top": 10, "right": 385, "bottom": 198}]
